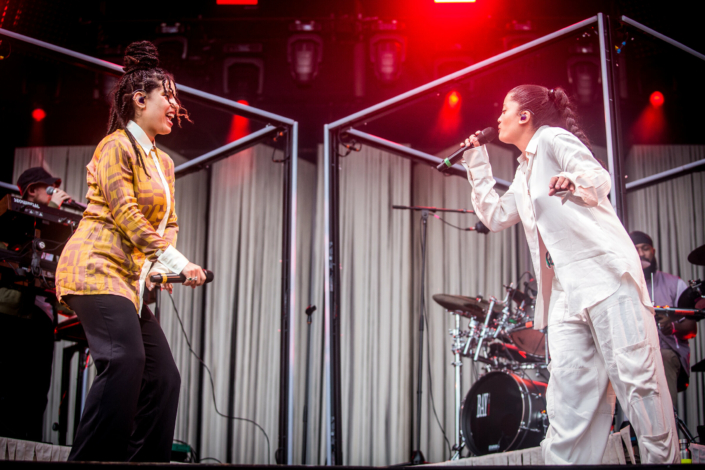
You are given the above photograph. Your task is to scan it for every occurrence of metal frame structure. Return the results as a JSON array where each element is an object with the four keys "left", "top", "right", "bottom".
[
  {"left": 322, "top": 13, "right": 705, "bottom": 464},
  {"left": 0, "top": 28, "right": 299, "bottom": 464}
]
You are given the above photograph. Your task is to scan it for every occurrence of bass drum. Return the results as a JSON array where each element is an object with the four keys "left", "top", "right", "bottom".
[{"left": 461, "top": 371, "right": 548, "bottom": 456}]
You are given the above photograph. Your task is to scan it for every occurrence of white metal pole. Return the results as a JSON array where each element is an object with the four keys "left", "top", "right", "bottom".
[
  {"left": 597, "top": 13, "right": 618, "bottom": 211},
  {"left": 286, "top": 121, "right": 299, "bottom": 465},
  {"left": 323, "top": 125, "right": 333, "bottom": 466}
]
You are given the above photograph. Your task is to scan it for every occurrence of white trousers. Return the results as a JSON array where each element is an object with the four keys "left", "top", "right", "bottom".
[{"left": 540, "top": 275, "right": 678, "bottom": 464}]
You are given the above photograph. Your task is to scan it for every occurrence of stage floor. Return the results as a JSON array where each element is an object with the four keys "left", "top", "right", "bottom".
[{"left": 0, "top": 462, "right": 692, "bottom": 469}]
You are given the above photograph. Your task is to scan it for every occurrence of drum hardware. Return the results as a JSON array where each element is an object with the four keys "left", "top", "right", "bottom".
[
  {"left": 493, "top": 296, "right": 513, "bottom": 339},
  {"left": 462, "top": 317, "right": 479, "bottom": 356},
  {"left": 448, "top": 311, "right": 465, "bottom": 460},
  {"left": 474, "top": 295, "right": 501, "bottom": 361}
]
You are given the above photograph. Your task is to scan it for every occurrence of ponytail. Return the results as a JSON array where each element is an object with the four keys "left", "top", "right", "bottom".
[{"left": 509, "top": 84, "right": 592, "bottom": 152}]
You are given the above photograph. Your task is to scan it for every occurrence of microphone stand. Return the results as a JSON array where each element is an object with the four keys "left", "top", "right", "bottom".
[
  {"left": 301, "top": 305, "right": 316, "bottom": 464},
  {"left": 392, "top": 204, "right": 475, "bottom": 465},
  {"left": 155, "top": 286, "right": 161, "bottom": 322}
]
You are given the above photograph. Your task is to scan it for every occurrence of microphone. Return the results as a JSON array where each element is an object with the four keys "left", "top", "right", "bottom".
[
  {"left": 150, "top": 270, "right": 215, "bottom": 284},
  {"left": 466, "top": 221, "right": 490, "bottom": 234},
  {"left": 436, "top": 127, "right": 498, "bottom": 172},
  {"left": 46, "top": 186, "right": 87, "bottom": 212}
]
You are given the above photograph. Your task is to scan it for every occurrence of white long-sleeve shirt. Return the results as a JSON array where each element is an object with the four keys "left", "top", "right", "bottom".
[{"left": 461, "top": 125, "right": 652, "bottom": 329}]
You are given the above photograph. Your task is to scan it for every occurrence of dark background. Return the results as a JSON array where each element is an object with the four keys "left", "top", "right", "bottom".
[{"left": 1, "top": 0, "right": 704, "bottom": 183}]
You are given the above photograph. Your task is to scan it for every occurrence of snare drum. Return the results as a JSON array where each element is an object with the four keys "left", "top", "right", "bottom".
[{"left": 461, "top": 371, "right": 548, "bottom": 455}]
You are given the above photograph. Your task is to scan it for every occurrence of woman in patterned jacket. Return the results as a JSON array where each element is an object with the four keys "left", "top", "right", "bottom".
[{"left": 55, "top": 41, "right": 206, "bottom": 462}]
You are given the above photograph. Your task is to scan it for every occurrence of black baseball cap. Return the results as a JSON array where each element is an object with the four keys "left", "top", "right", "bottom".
[
  {"left": 629, "top": 231, "right": 654, "bottom": 248},
  {"left": 17, "top": 167, "right": 61, "bottom": 198}
]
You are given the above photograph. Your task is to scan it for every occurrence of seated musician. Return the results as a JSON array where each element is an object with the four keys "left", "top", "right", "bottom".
[
  {"left": 0, "top": 167, "right": 71, "bottom": 441},
  {"left": 630, "top": 231, "right": 697, "bottom": 407}
]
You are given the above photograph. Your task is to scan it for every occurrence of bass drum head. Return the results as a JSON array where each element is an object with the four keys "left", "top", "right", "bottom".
[{"left": 461, "top": 371, "right": 547, "bottom": 456}]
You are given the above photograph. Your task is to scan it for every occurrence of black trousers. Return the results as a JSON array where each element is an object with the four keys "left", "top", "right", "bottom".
[
  {"left": 0, "top": 305, "right": 54, "bottom": 441},
  {"left": 64, "top": 294, "right": 180, "bottom": 462}
]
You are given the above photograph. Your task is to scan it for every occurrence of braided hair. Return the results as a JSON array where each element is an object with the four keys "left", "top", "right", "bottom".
[
  {"left": 509, "top": 84, "right": 592, "bottom": 152},
  {"left": 107, "top": 40, "right": 191, "bottom": 177}
]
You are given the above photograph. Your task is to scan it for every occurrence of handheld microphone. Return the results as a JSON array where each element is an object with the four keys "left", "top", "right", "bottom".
[
  {"left": 46, "top": 186, "right": 87, "bottom": 212},
  {"left": 466, "top": 221, "right": 490, "bottom": 234},
  {"left": 436, "top": 127, "right": 498, "bottom": 172},
  {"left": 150, "top": 270, "right": 215, "bottom": 284}
]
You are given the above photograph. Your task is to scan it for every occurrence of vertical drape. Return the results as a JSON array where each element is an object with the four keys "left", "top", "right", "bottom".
[
  {"left": 199, "top": 145, "right": 287, "bottom": 464},
  {"left": 337, "top": 147, "right": 413, "bottom": 466},
  {"left": 290, "top": 157, "right": 325, "bottom": 465},
  {"left": 625, "top": 145, "right": 705, "bottom": 435}
]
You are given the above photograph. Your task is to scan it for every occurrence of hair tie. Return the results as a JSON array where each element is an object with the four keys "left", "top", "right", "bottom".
[{"left": 548, "top": 89, "right": 556, "bottom": 101}]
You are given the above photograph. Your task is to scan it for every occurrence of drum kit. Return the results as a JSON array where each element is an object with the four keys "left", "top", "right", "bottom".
[{"left": 433, "top": 280, "right": 550, "bottom": 459}]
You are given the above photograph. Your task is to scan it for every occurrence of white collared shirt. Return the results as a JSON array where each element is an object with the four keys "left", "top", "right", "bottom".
[
  {"left": 126, "top": 120, "right": 187, "bottom": 311},
  {"left": 461, "top": 125, "right": 652, "bottom": 329}
]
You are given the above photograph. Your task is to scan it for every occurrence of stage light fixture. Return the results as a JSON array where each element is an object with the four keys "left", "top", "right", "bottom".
[
  {"left": 223, "top": 58, "right": 264, "bottom": 99},
  {"left": 567, "top": 43, "right": 600, "bottom": 106},
  {"left": 32, "top": 108, "right": 46, "bottom": 122},
  {"left": 153, "top": 37, "right": 188, "bottom": 61},
  {"left": 287, "top": 34, "right": 323, "bottom": 86},
  {"left": 369, "top": 34, "right": 407, "bottom": 84},
  {"left": 447, "top": 91, "right": 460, "bottom": 108},
  {"left": 650, "top": 91, "right": 664, "bottom": 107}
]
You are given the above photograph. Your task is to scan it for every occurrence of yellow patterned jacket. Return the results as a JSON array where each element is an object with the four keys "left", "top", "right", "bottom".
[{"left": 56, "top": 122, "right": 189, "bottom": 313}]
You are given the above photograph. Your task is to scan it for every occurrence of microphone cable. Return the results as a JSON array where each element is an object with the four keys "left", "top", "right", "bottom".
[
  {"left": 167, "top": 292, "right": 271, "bottom": 464},
  {"left": 419, "top": 217, "right": 453, "bottom": 460}
]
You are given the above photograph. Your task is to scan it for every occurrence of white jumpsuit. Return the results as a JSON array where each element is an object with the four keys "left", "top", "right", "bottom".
[{"left": 461, "top": 125, "right": 678, "bottom": 464}]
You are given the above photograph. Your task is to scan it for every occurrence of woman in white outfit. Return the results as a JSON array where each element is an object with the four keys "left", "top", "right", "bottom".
[{"left": 460, "top": 84, "right": 677, "bottom": 464}]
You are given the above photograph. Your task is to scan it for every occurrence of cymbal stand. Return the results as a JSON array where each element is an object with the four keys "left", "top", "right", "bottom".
[
  {"left": 462, "top": 318, "right": 479, "bottom": 356},
  {"left": 493, "top": 285, "right": 514, "bottom": 339},
  {"left": 473, "top": 298, "right": 496, "bottom": 361},
  {"left": 449, "top": 312, "right": 465, "bottom": 460},
  {"left": 474, "top": 291, "right": 508, "bottom": 362}
]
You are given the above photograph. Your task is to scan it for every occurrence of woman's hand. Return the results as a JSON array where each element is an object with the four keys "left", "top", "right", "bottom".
[
  {"left": 181, "top": 262, "right": 207, "bottom": 288},
  {"left": 146, "top": 271, "right": 173, "bottom": 294},
  {"left": 548, "top": 175, "right": 575, "bottom": 197},
  {"left": 463, "top": 130, "right": 482, "bottom": 149}
]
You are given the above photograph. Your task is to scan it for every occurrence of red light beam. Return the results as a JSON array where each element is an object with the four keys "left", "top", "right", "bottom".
[
  {"left": 32, "top": 108, "right": 46, "bottom": 122},
  {"left": 650, "top": 91, "right": 664, "bottom": 108}
]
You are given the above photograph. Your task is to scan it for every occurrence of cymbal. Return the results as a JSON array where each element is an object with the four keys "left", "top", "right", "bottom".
[
  {"left": 432, "top": 294, "right": 503, "bottom": 319},
  {"left": 688, "top": 244, "right": 705, "bottom": 266}
]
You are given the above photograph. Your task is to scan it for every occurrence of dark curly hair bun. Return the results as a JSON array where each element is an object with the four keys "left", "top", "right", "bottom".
[{"left": 123, "top": 41, "right": 160, "bottom": 73}]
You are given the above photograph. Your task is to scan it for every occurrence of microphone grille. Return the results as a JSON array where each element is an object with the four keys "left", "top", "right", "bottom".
[{"left": 479, "top": 127, "right": 498, "bottom": 145}]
